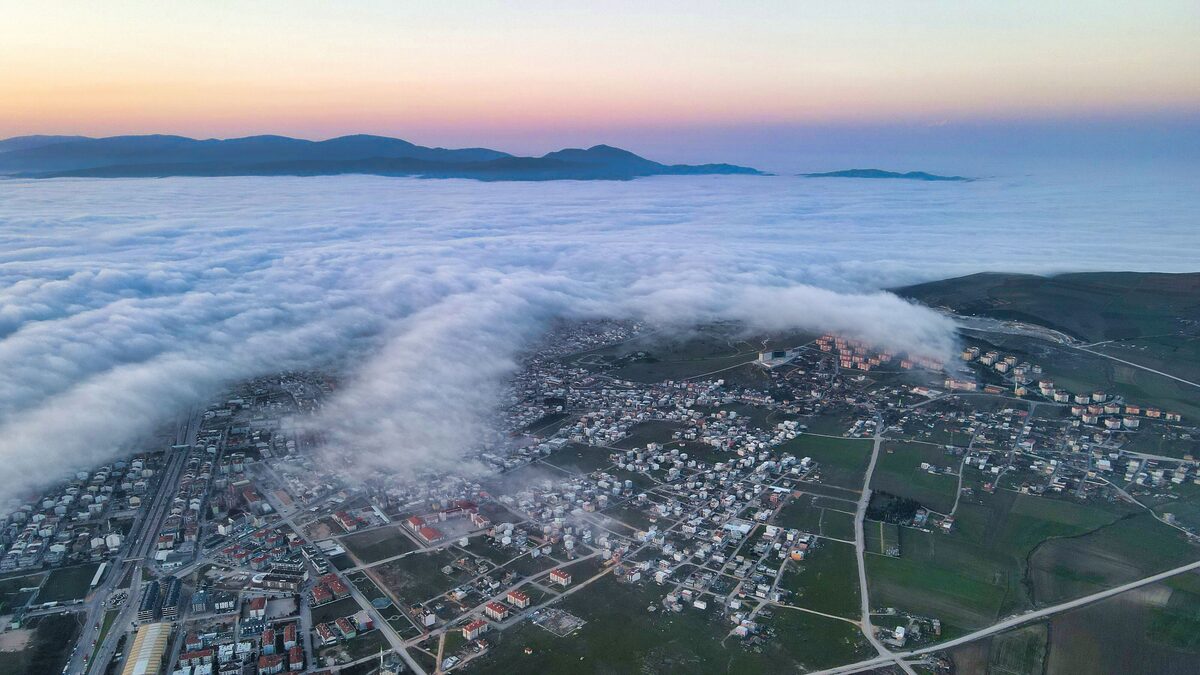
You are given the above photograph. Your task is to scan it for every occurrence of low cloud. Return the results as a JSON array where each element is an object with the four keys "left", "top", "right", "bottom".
[{"left": 0, "top": 173, "right": 1193, "bottom": 503}]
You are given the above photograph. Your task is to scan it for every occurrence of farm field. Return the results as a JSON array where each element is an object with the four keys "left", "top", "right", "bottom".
[
  {"left": 870, "top": 441, "right": 960, "bottom": 514},
  {"left": 1043, "top": 578, "right": 1200, "bottom": 675},
  {"left": 1027, "top": 512, "right": 1198, "bottom": 604},
  {"left": 473, "top": 574, "right": 871, "bottom": 673},
  {"left": 865, "top": 489, "right": 1140, "bottom": 636}
]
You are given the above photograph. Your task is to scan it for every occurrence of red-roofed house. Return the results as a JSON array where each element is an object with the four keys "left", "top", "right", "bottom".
[
  {"left": 417, "top": 526, "right": 444, "bottom": 544},
  {"left": 288, "top": 645, "right": 304, "bottom": 671}
]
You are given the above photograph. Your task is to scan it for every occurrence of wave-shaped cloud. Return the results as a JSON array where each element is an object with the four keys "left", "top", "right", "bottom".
[{"left": 0, "top": 173, "right": 1195, "bottom": 504}]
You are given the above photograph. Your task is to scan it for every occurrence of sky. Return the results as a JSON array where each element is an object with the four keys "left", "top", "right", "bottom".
[{"left": 2, "top": 1, "right": 1198, "bottom": 166}]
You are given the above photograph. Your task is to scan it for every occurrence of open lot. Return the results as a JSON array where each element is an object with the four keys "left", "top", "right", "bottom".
[
  {"left": 310, "top": 596, "right": 362, "bottom": 624},
  {"left": 870, "top": 441, "right": 960, "bottom": 514},
  {"left": 341, "top": 526, "right": 419, "bottom": 564},
  {"left": 780, "top": 435, "right": 873, "bottom": 490},
  {"left": 0, "top": 612, "right": 81, "bottom": 675},
  {"left": 370, "top": 550, "right": 464, "bottom": 605},
  {"left": 779, "top": 540, "right": 861, "bottom": 618}
]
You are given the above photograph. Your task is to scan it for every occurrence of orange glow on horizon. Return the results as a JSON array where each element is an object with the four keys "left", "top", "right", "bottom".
[{"left": 1, "top": 2, "right": 1197, "bottom": 141}]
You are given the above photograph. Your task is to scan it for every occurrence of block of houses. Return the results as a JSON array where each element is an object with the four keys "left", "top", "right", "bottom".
[
  {"left": 506, "top": 589, "right": 530, "bottom": 609},
  {"left": 462, "top": 619, "right": 488, "bottom": 640},
  {"left": 484, "top": 601, "right": 509, "bottom": 621}
]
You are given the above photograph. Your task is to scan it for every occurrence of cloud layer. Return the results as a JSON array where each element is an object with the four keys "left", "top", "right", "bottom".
[{"left": 0, "top": 173, "right": 1195, "bottom": 503}]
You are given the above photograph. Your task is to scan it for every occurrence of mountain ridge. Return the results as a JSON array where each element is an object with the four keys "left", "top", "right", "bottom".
[
  {"left": 0, "top": 134, "right": 762, "bottom": 181},
  {"left": 801, "top": 168, "right": 971, "bottom": 181}
]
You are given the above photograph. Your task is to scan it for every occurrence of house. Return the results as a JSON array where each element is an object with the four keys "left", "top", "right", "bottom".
[
  {"left": 247, "top": 596, "right": 267, "bottom": 619},
  {"left": 260, "top": 628, "right": 276, "bottom": 655},
  {"left": 549, "top": 569, "right": 572, "bottom": 586},
  {"left": 288, "top": 645, "right": 304, "bottom": 671},
  {"left": 283, "top": 623, "right": 297, "bottom": 649},
  {"left": 258, "top": 653, "right": 285, "bottom": 675},
  {"left": 315, "top": 622, "right": 338, "bottom": 646},
  {"left": 333, "top": 511, "right": 359, "bottom": 532},
  {"left": 416, "top": 526, "right": 444, "bottom": 544},
  {"left": 335, "top": 616, "right": 357, "bottom": 640}
]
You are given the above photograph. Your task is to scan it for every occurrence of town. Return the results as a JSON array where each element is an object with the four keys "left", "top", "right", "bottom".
[{"left": 1, "top": 317, "right": 1197, "bottom": 675}]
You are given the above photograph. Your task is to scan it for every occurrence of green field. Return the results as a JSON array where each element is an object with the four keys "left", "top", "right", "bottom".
[
  {"left": 342, "top": 526, "right": 419, "bottom": 564},
  {"left": 613, "top": 421, "right": 684, "bottom": 450},
  {"left": 368, "top": 550, "right": 464, "bottom": 605},
  {"left": 474, "top": 574, "right": 871, "bottom": 673},
  {"left": 780, "top": 435, "right": 873, "bottom": 490},
  {"left": 37, "top": 563, "right": 101, "bottom": 604},
  {"left": 779, "top": 540, "right": 861, "bottom": 618},
  {"left": 948, "top": 623, "right": 1048, "bottom": 675},
  {"left": 870, "top": 442, "right": 960, "bottom": 514},
  {"left": 542, "top": 442, "right": 615, "bottom": 473},
  {"left": 1147, "top": 582, "right": 1200, "bottom": 653},
  {"left": 1028, "top": 513, "right": 1198, "bottom": 604},
  {"left": 898, "top": 272, "right": 1200, "bottom": 343},
  {"left": 866, "top": 490, "right": 1140, "bottom": 634},
  {"left": 770, "top": 496, "right": 856, "bottom": 541},
  {"left": 0, "top": 572, "right": 43, "bottom": 613},
  {"left": 819, "top": 509, "right": 857, "bottom": 541},
  {"left": 862, "top": 521, "right": 901, "bottom": 556},
  {"left": 1044, "top": 579, "right": 1200, "bottom": 675}
]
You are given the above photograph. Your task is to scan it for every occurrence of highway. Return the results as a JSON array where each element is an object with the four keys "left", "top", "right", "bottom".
[
  {"left": 74, "top": 408, "right": 201, "bottom": 675},
  {"left": 1074, "top": 346, "right": 1200, "bottom": 390}
]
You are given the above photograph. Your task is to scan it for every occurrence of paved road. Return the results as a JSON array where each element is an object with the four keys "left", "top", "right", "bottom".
[
  {"left": 810, "top": 557, "right": 1200, "bottom": 675},
  {"left": 1075, "top": 347, "right": 1200, "bottom": 390},
  {"left": 852, "top": 423, "right": 916, "bottom": 675}
]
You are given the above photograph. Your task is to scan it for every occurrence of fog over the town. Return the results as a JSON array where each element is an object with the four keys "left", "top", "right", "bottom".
[{"left": 0, "top": 172, "right": 1196, "bottom": 503}]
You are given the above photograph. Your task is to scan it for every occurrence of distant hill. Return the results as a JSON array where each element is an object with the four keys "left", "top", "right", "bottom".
[
  {"left": 802, "top": 169, "right": 970, "bottom": 181},
  {"left": 0, "top": 134, "right": 763, "bottom": 181},
  {"left": 0, "top": 135, "right": 90, "bottom": 153},
  {"left": 896, "top": 272, "right": 1200, "bottom": 342}
]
